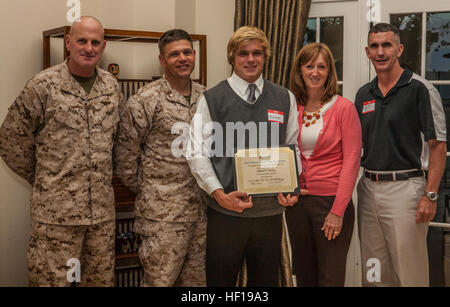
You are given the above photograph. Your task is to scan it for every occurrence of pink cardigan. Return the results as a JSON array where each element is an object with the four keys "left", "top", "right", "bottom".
[{"left": 297, "top": 96, "right": 362, "bottom": 217}]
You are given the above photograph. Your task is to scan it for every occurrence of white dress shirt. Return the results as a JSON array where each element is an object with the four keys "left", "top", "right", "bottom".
[{"left": 187, "top": 72, "right": 300, "bottom": 195}]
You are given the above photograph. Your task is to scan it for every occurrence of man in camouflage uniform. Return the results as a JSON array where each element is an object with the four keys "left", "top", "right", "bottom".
[
  {"left": 114, "top": 29, "right": 206, "bottom": 286},
  {"left": 0, "top": 16, "right": 122, "bottom": 286}
]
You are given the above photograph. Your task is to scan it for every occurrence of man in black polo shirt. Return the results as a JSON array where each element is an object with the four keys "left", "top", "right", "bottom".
[{"left": 355, "top": 23, "right": 447, "bottom": 287}]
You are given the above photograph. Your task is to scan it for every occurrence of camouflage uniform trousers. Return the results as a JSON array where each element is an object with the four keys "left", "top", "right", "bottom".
[
  {"left": 136, "top": 218, "right": 206, "bottom": 287},
  {"left": 28, "top": 220, "right": 115, "bottom": 287}
]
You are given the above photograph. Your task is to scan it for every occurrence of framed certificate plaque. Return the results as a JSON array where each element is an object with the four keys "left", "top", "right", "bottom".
[{"left": 233, "top": 145, "right": 300, "bottom": 196}]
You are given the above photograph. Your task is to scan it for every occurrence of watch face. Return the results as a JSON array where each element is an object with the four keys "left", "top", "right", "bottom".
[{"left": 426, "top": 192, "right": 438, "bottom": 201}]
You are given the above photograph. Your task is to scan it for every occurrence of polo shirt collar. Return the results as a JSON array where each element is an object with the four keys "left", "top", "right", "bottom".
[
  {"left": 370, "top": 69, "right": 413, "bottom": 96},
  {"left": 397, "top": 69, "right": 413, "bottom": 87}
]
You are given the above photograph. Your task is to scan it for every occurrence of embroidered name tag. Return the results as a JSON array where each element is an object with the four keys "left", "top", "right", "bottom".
[
  {"left": 362, "top": 100, "right": 376, "bottom": 114},
  {"left": 268, "top": 109, "right": 284, "bottom": 124}
]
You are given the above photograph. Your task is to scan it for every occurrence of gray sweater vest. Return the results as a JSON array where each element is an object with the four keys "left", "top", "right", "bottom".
[{"left": 203, "top": 79, "right": 291, "bottom": 217}]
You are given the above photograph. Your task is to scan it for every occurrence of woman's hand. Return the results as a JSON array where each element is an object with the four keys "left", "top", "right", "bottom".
[
  {"left": 321, "top": 212, "right": 343, "bottom": 240},
  {"left": 300, "top": 189, "right": 309, "bottom": 196}
]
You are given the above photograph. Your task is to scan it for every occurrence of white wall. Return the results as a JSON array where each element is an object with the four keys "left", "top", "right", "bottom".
[
  {"left": 0, "top": 0, "right": 234, "bottom": 286},
  {"left": 175, "top": 0, "right": 235, "bottom": 88},
  {"left": 175, "top": 0, "right": 197, "bottom": 33},
  {"left": 0, "top": 0, "right": 72, "bottom": 286},
  {"left": 195, "top": 0, "right": 235, "bottom": 88}
]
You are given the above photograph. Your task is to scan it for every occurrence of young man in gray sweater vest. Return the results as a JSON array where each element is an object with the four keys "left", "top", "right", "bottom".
[{"left": 187, "top": 26, "right": 301, "bottom": 286}]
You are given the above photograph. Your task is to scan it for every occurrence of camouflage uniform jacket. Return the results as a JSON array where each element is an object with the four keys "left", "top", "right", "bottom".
[
  {"left": 0, "top": 60, "right": 122, "bottom": 225},
  {"left": 115, "top": 75, "right": 205, "bottom": 223}
]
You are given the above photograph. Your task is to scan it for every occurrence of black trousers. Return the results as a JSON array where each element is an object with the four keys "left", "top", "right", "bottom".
[
  {"left": 206, "top": 207, "right": 282, "bottom": 287},
  {"left": 285, "top": 195, "right": 354, "bottom": 287}
]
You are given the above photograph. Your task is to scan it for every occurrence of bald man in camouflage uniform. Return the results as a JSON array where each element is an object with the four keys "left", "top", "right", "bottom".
[
  {"left": 115, "top": 29, "right": 206, "bottom": 286},
  {"left": 0, "top": 16, "right": 122, "bottom": 286}
]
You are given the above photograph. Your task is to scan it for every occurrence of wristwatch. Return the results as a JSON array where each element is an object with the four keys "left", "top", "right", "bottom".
[{"left": 425, "top": 192, "right": 438, "bottom": 202}]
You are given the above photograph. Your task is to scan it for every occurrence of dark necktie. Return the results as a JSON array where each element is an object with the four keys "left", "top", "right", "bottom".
[{"left": 247, "top": 84, "right": 257, "bottom": 104}]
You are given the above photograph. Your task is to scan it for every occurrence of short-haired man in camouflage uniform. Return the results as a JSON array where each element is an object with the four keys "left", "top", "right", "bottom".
[
  {"left": 114, "top": 29, "right": 206, "bottom": 286},
  {"left": 0, "top": 16, "right": 122, "bottom": 286}
]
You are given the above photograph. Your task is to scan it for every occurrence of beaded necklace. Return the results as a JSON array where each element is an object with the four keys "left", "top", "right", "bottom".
[{"left": 302, "top": 106, "right": 322, "bottom": 128}]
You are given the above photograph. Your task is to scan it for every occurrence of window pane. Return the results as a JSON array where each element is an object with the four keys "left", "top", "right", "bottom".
[
  {"left": 426, "top": 12, "right": 450, "bottom": 80},
  {"left": 435, "top": 85, "right": 450, "bottom": 150},
  {"left": 390, "top": 14, "right": 422, "bottom": 75},
  {"left": 338, "top": 84, "right": 343, "bottom": 96},
  {"left": 320, "top": 17, "right": 343, "bottom": 81},
  {"left": 304, "top": 18, "right": 317, "bottom": 46}
]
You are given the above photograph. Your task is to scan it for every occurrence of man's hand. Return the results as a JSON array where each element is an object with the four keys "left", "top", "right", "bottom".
[
  {"left": 212, "top": 189, "right": 252, "bottom": 213},
  {"left": 277, "top": 193, "right": 298, "bottom": 207},
  {"left": 415, "top": 196, "right": 437, "bottom": 224},
  {"left": 416, "top": 139, "right": 446, "bottom": 224}
]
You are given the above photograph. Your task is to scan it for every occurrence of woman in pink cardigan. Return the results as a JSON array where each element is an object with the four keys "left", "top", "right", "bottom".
[{"left": 284, "top": 43, "right": 362, "bottom": 286}]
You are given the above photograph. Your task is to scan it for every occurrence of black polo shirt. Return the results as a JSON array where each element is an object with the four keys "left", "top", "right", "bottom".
[{"left": 355, "top": 69, "right": 447, "bottom": 171}]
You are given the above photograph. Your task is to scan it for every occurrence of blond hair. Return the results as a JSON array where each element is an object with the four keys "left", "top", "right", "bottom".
[
  {"left": 289, "top": 42, "right": 338, "bottom": 106},
  {"left": 227, "top": 26, "right": 271, "bottom": 65}
]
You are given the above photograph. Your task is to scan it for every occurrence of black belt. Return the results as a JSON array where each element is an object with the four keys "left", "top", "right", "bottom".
[{"left": 364, "top": 170, "right": 426, "bottom": 182}]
